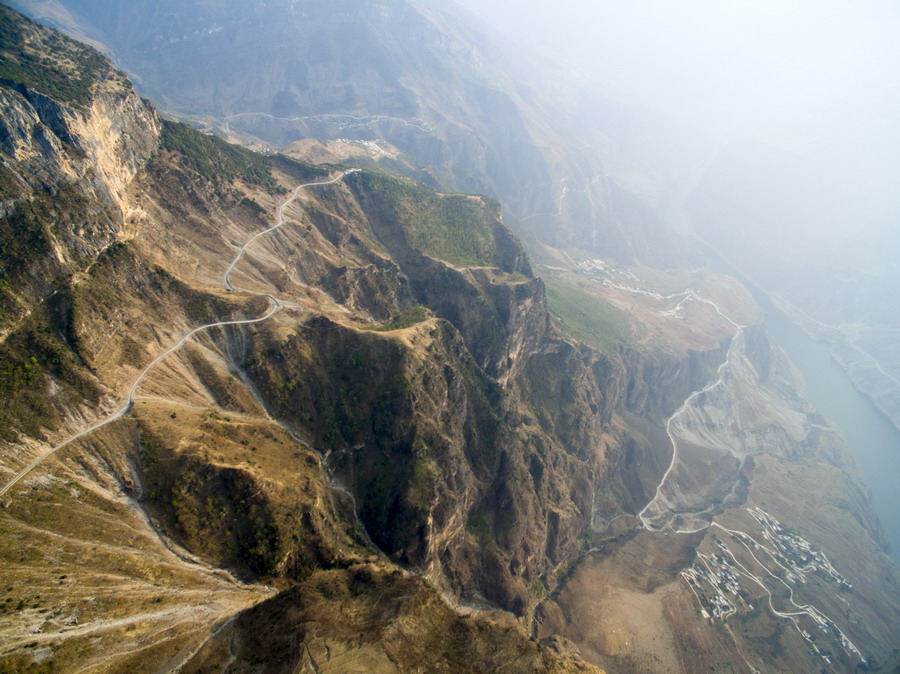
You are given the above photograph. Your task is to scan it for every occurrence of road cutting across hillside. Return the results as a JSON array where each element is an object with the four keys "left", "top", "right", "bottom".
[{"left": 0, "top": 171, "right": 357, "bottom": 500}]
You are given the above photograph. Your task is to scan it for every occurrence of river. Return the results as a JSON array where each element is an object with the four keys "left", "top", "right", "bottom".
[{"left": 713, "top": 257, "right": 900, "bottom": 561}]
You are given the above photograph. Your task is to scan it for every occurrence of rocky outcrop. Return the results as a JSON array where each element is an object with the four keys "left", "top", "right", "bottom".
[
  {"left": 0, "top": 9, "right": 159, "bottom": 334},
  {"left": 185, "top": 563, "right": 605, "bottom": 673}
]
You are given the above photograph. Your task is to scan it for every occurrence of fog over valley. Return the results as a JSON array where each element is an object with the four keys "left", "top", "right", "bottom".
[{"left": 455, "top": 0, "right": 900, "bottom": 137}]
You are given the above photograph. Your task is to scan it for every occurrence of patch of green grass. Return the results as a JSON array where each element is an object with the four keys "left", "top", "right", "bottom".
[
  {"left": 367, "top": 305, "right": 429, "bottom": 332},
  {"left": 408, "top": 194, "right": 497, "bottom": 266},
  {"left": 545, "top": 279, "right": 633, "bottom": 350},
  {"left": 527, "top": 577, "right": 549, "bottom": 601},
  {"left": 406, "top": 458, "right": 437, "bottom": 511},
  {"left": 239, "top": 196, "right": 265, "bottom": 215},
  {"left": 268, "top": 154, "right": 332, "bottom": 184},
  {"left": 467, "top": 509, "right": 490, "bottom": 546},
  {"left": 347, "top": 171, "right": 499, "bottom": 267}
]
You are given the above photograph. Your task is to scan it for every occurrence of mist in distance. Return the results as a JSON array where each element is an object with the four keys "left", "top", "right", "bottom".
[
  {"left": 454, "top": 0, "right": 900, "bottom": 318},
  {"left": 453, "top": 0, "right": 900, "bottom": 139},
  {"left": 452, "top": 0, "right": 900, "bottom": 552}
]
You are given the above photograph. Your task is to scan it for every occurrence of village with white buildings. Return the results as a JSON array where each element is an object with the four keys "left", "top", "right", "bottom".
[{"left": 680, "top": 507, "right": 865, "bottom": 670}]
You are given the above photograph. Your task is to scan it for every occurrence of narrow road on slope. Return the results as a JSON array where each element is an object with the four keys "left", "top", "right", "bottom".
[
  {"left": 0, "top": 170, "right": 356, "bottom": 500},
  {"left": 223, "top": 172, "right": 353, "bottom": 291},
  {"left": 637, "top": 293, "right": 744, "bottom": 531}
]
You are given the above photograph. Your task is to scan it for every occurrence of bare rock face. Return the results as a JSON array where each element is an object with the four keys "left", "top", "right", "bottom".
[
  {"left": 0, "top": 12, "right": 159, "bottom": 199},
  {"left": 1, "top": 77, "right": 158, "bottom": 195}
]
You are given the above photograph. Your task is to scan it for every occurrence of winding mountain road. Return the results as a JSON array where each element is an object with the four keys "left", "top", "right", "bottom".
[
  {"left": 223, "top": 172, "right": 353, "bottom": 290},
  {"left": 0, "top": 170, "right": 356, "bottom": 500},
  {"left": 637, "top": 292, "right": 744, "bottom": 532}
]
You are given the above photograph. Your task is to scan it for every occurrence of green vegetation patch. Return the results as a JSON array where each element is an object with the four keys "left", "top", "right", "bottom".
[
  {"left": 268, "top": 154, "right": 332, "bottom": 184},
  {"left": 522, "top": 350, "right": 580, "bottom": 440},
  {"left": 138, "top": 424, "right": 282, "bottom": 578},
  {"left": 159, "top": 120, "right": 280, "bottom": 190},
  {"left": 0, "top": 5, "right": 110, "bottom": 108},
  {"left": 545, "top": 278, "right": 634, "bottom": 350},
  {"left": 347, "top": 170, "right": 499, "bottom": 266},
  {"left": 0, "top": 165, "right": 24, "bottom": 201},
  {"left": 366, "top": 304, "right": 428, "bottom": 332},
  {"left": 0, "top": 197, "right": 51, "bottom": 278},
  {"left": 467, "top": 508, "right": 491, "bottom": 546}
]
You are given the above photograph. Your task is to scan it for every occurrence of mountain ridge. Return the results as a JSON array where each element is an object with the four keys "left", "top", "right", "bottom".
[{"left": 8, "top": 0, "right": 698, "bottom": 269}]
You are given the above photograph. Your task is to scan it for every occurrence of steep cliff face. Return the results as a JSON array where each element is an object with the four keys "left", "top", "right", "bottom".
[
  {"left": 0, "top": 10, "right": 158, "bottom": 201},
  {"left": 0, "top": 5, "right": 161, "bottom": 441},
  {"left": 197, "top": 165, "right": 606, "bottom": 613},
  {"left": 0, "top": 5, "right": 158, "bottom": 321},
  {"left": 0, "top": 75, "right": 158, "bottom": 203}
]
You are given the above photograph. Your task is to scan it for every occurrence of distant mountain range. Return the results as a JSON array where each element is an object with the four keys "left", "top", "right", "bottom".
[{"left": 10, "top": 0, "right": 700, "bottom": 269}]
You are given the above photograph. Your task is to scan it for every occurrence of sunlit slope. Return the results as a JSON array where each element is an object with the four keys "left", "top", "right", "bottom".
[{"left": 0, "top": 7, "right": 609, "bottom": 669}]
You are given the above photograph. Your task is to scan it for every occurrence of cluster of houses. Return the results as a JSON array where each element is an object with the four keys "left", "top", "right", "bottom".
[
  {"left": 575, "top": 259, "right": 638, "bottom": 285},
  {"left": 680, "top": 546, "right": 753, "bottom": 622},
  {"left": 679, "top": 509, "right": 867, "bottom": 669},
  {"left": 748, "top": 508, "right": 851, "bottom": 589}
]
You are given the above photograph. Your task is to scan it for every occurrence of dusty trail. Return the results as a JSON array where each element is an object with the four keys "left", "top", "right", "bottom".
[
  {"left": 0, "top": 171, "right": 356, "bottom": 500},
  {"left": 223, "top": 173, "right": 352, "bottom": 290}
]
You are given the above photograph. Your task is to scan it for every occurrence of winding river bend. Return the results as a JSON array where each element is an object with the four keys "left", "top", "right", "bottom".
[{"left": 714, "top": 259, "right": 900, "bottom": 561}]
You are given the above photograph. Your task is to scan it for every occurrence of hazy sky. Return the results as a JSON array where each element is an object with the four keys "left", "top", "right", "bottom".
[{"left": 452, "top": 0, "right": 900, "bottom": 140}]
